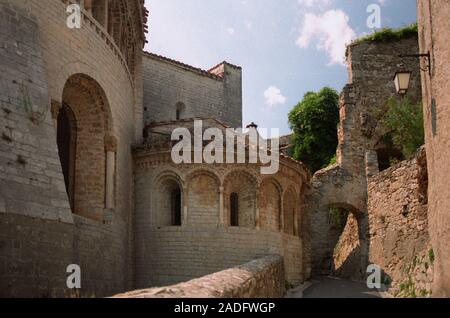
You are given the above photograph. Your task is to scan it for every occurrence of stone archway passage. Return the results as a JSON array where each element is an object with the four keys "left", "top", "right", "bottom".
[{"left": 319, "top": 205, "right": 369, "bottom": 281}]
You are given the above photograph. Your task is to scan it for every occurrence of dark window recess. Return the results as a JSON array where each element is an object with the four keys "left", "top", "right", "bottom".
[
  {"left": 57, "top": 106, "right": 76, "bottom": 211},
  {"left": 171, "top": 188, "right": 182, "bottom": 226},
  {"left": 230, "top": 193, "right": 239, "bottom": 227}
]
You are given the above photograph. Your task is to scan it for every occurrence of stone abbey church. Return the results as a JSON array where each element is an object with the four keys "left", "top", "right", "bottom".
[{"left": 0, "top": 0, "right": 449, "bottom": 298}]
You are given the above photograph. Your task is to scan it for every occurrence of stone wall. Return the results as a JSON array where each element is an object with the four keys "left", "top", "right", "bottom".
[
  {"left": 367, "top": 147, "right": 433, "bottom": 297},
  {"left": 114, "top": 256, "right": 285, "bottom": 298},
  {"left": 0, "top": 214, "right": 74, "bottom": 298},
  {"left": 306, "top": 35, "right": 422, "bottom": 279},
  {"left": 142, "top": 53, "right": 243, "bottom": 128},
  {"left": 0, "top": 0, "right": 144, "bottom": 297},
  {"left": 417, "top": 0, "right": 450, "bottom": 297},
  {"left": 135, "top": 227, "right": 301, "bottom": 289}
]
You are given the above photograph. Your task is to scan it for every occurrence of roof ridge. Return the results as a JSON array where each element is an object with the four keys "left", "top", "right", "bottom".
[
  {"left": 146, "top": 117, "right": 231, "bottom": 129},
  {"left": 142, "top": 51, "right": 224, "bottom": 80},
  {"left": 208, "top": 61, "right": 242, "bottom": 72}
]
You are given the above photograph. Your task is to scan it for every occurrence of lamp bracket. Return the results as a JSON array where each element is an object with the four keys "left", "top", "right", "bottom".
[{"left": 399, "top": 52, "right": 431, "bottom": 76}]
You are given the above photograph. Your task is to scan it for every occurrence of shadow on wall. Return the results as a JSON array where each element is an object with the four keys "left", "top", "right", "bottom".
[{"left": 325, "top": 208, "right": 369, "bottom": 282}]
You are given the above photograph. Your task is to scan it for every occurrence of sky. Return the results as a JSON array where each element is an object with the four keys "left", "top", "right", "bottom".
[{"left": 143, "top": 0, "right": 417, "bottom": 136}]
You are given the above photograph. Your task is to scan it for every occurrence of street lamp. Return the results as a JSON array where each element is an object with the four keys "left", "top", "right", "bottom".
[
  {"left": 394, "top": 51, "right": 431, "bottom": 95},
  {"left": 393, "top": 71, "right": 412, "bottom": 95}
]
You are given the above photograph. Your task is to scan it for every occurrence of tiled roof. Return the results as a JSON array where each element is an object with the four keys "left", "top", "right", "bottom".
[
  {"left": 140, "top": 1, "right": 149, "bottom": 42},
  {"left": 146, "top": 117, "right": 231, "bottom": 129},
  {"left": 142, "top": 52, "right": 241, "bottom": 80},
  {"left": 208, "top": 61, "right": 242, "bottom": 72},
  {"left": 143, "top": 51, "right": 224, "bottom": 80}
]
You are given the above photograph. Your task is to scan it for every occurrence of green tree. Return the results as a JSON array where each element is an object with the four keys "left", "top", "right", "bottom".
[
  {"left": 288, "top": 87, "right": 340, "bottom": 173},
  {"left": 377, "top": 96, "right": 424, "bottom": 158}
]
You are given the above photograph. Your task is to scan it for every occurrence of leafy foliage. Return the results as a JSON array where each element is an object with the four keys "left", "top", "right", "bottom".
[
  {"left": 351, "top": 23, "right": 418, "bottom": 46},
  {"left": 376, "top": 96, "right": 424, "bottom": 158},
  {"left": 288, "top": 87, "right": 340, "bottom": 173},
  {"left": 429, "top": 249, "right": 435, "bottom": 265},
  {"left": 329, "top": 207, "right": 349, "bottom": 230},
  {"left": 328, "top": 154, "right": 337, "bottom": 166}
]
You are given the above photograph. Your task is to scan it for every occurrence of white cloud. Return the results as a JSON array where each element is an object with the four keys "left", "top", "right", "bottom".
[
  {"left": 298, "top": 0, "right": 332, "bottom": 8},
  {"left": 226, "top": 27, "right": 235, "bottom": 35},
  {"left": 264, "top": 86, "right": 287, "bottom": 107},
  {"left": 296, "top": 9, "right": 356, "bottom": 65}
]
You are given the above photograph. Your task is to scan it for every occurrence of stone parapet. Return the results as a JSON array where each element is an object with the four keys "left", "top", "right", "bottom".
[{"left": 113, "top": 256, "right": 285, "bottom": 298}]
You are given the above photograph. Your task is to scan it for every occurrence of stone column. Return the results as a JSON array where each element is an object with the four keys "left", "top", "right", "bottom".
[
  {"left": 183, "top": 186, "right": 188, "bottom": 226},
  {"left": 280, "top": 196, "right": 284, "bottom": 233},
  {"left": 51, "top": 100, "right": 62, "bottom": 129},
  {"left": 219, "top": 186, "right": 224, "bottom": 227},
  {"left": 103, "top": 0, "right": 109, "bottom": 29},
  {"left": 365, "top": 150, "right": 379, "bottom": 179},
  {"left": 84, "top": 0, "right": 92, "bottom": 11},
  {"left": 255, "top": 186, "right": 260, "bottom": 229},
  {"left": 104, "top": 135, "right": 117, "bottom": 210},
  {"left": 294, "top": 208, "right": 299, "bottom": 237}
]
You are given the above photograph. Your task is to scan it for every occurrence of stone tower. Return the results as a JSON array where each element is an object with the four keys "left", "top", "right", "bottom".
[{"left": 0, "top": 0, "right": 147, "bottom": 297}]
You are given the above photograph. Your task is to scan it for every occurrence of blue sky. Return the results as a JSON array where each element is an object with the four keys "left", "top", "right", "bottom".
[{"left": 143, "top": 0, "right": 417, "bottom": 135}]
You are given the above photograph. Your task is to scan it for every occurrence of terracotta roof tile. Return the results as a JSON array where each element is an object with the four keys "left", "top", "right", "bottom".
[{"left": 142, "top": 52, "right": 241, "bottom": 81}]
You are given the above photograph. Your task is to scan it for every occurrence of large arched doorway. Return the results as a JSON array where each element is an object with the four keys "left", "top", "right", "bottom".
[{"left": 57, "top": 74, "right": 113, "bottom": 221}]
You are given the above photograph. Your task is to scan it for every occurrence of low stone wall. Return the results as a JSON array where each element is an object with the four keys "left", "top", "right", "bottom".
[
  {"left": 114, "top": 256, "right": 285, "bottom": 298},
  {"left": 368, "top": 147, "right": 433, "bottom": 297}
]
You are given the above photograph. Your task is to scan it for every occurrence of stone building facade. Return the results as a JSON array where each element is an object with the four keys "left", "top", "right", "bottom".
[
  {"left": 1, "top": 0, "right": 448, "bottom": 299},
  {"left": 0, "top": 0, "right": 309, "bottom": 297},
  {"left": 0, "top": 0, "right": 147, "bottom": 297},
  {"left": 142, "top": 53, "right": 242, "bottom": 129},
  {"left": 133, "top": 119, "right": 309, "bottom": 288},
  {"left": 417, "top": 0, "right": 450, "bottom": 297}
]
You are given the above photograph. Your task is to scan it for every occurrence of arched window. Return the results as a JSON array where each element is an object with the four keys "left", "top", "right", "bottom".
[
  {"left": 176, "top": 102, "right": 186, "bottom": 120},
  {"left": 230, "top": 193, "right": 239, "bottom": 227},
  {"left": 171, "top": 188, "right": 182, "bottom": 226},
  {"left": 283, "top": 189, "right": 297, "bottom": 236},
  {"left": 155, "top": 177, "right": 183, "bottom": 227}
]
